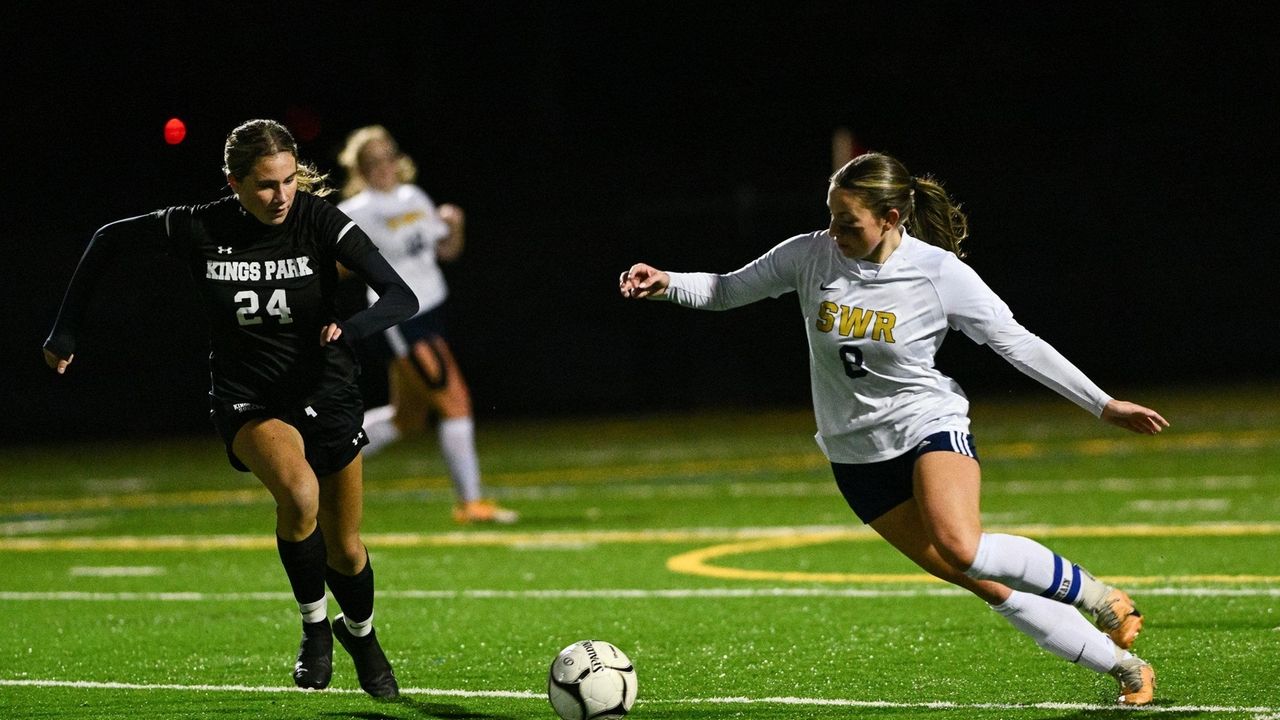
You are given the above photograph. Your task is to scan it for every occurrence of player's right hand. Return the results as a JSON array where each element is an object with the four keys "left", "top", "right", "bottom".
[
  {"left": 619, "top": 263, "right": 669, "bottom": 299},
  {"left": 43, "top": 348, "right": 73, "bottom": 374}
]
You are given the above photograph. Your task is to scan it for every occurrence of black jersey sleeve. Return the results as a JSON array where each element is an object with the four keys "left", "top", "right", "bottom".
[
  {"left": 313, "top": 198, "right": 418, "bottom": 341},
  {"left": 338, "top": 232, "right": 419, "bottom": 341},
  {"left": 43, "top": 212, "right": 171, "bottom": 359}
]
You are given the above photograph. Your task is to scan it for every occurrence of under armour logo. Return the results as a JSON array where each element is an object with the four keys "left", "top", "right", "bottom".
[
  {"left": 217, "top": 246, "right": 233, "bottom": 254},
  {"left": 304, "top": 406, "right": 318, "bottom": 418},
  {"left": 352, "top": 431, "right": 365, "bottom": 445}
]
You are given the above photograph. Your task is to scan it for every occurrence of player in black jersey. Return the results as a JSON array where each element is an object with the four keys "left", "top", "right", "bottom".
[{"left": 43, "top": 119, "right": 417, "bottom": 699}]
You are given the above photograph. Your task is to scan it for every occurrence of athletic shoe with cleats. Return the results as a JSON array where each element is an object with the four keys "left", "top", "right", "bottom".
[
  {"left": 332, "top": 615, "right": 399, "bottom": 699},
  {"left": 1093, "top": 588, "right": 1144, "bottom": 649},
  {"left": 292, "top": 619, "right": 333, "bottom": 690},
  {"left": 452, "top": 498, "right": 519, "bottom": 524},
  {"left": 1110, "top": 655, "right": 1155, "bottom": 705}
]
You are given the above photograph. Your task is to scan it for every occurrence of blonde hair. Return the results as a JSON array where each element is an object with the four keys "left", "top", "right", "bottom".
[
  {"left": 830, "top": 152, "right": 968, "bottom": 258},
  {"left": 223, "top": 119, "right": 332, "bottom": 196},
  {"left": 337, "top": 125, "right": 418, "bottom": 198}
]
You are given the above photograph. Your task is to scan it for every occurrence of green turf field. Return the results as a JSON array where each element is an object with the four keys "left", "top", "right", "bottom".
[{"left": 3, "top": 385, "right": 1278, "bottom": 719}]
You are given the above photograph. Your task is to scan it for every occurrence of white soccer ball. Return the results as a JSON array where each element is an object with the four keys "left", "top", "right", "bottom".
[{"left": 547, "top": 640, "right": 637, "bottom": 720}]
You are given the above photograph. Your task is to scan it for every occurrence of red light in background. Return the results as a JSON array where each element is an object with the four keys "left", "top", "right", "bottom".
[{"left": 164, "top": 117, "right": 187, "bottom": 145}]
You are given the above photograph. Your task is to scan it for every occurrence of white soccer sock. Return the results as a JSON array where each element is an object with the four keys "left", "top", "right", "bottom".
[
  {"left": 299, "top": 597, "right": 328, "bottom": 625},
  {"left": 439, "top": 416, "right": 483, "bottom": 503},
  {"left": 342, "top": 611, "right": 374, "bottom": 638},
  {"left": 361, "top": 405, "right": 401, "bottom": 457},
  {"left": 965, "top": 532, "right": 1107, "bottom": 609},
  {"left": 991, "top": 590, "right": 1118, "bottom": 673}
]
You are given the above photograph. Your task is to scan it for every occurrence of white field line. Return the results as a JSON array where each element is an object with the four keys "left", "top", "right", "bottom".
[
  {"left": 2, "top": 586, "right": 1278, "bottom": 603},
  {"left": 69, "top": 566, "right": 166, "bottom": 577},
  {"left": 678, "top": 694, "right": 1280, "bottom": 714},
  {"left": 0, "top": 517, "right": 102, "bottom": 535},
  {"left": 0, "top": 678, "right": 1275, "bottom": 715}
]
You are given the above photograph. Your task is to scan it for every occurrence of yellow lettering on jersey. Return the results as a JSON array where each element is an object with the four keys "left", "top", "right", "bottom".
[
  {"left": 816, "top": 301, "right": 838, "bottom": 333},
  {"left": 870, "top": 311, "right": 896, "bottom": 343},
  {"left": 839, "top": 306, "right": 875, "bottom": 338},
  {"left": 814, "top": 302, "right": 897, "bottom": 344},
  {"left": 387, "top": 211, "right": 425, "bottom": 230}
]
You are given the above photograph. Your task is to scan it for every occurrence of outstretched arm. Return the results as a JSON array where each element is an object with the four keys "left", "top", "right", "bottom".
[
  {"left": 939, "top": 255, "right": 1169, "bottom": 436},
  {"left": 43, "top": 214, "right": 168, "bottom": 374}
]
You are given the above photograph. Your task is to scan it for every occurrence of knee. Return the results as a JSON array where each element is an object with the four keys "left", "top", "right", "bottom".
[
  {"left": 272, "top": 473, "right": 320, "bottom": 520},
  {"left": 327, "top": 539, "right": 367, "bottom": 574},
  {"left": 932, "top": 529, "right": 982, "bottom": 571}
]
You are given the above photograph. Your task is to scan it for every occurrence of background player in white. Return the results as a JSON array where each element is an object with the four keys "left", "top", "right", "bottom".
[
  {"left": 43, "top": 119, "right": 415, "bottom": 698},
  {"left": 337, "top": 125, "right": 516, "bottom": 524},
  {"left": 618, "top": 152, "right": 1168, "bottom": 705}
]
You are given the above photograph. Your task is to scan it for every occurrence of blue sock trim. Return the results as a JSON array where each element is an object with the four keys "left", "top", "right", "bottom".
[{"left": 1040, "top": 554, "right": 1064, "bottom": 599}]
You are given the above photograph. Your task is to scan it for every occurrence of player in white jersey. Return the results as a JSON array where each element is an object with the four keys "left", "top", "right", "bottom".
[
  {"left": 337, "top": 125, "right": 516, "bottom": 524},
  {"left": 619, "top": 152, "right": 1167, "bottom": 705}
]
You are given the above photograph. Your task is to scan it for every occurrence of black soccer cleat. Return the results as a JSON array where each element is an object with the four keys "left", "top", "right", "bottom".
[
  {"left": 293, "top": 619, "right": 333, "bottom": 690},
  {"left": 332, "top": 614, "right": 399, "bottom": 699}
]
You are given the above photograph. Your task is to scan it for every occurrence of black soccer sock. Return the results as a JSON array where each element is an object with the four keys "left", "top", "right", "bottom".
[
  {"left": 327, "top": 552, "right": 375, "bottom": 633},
  {"left": 276, "top": 526, "right": 328, "bottom": 609}
]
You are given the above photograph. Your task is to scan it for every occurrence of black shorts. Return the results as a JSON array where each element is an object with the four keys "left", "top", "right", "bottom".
[
  {"left": 209, "top": 383, "right": 369, "bottom": 477},
  {"left": 389, "top": 303, "right": 449, "bottom": 352},
  {"left": 831, "top": 430, "right": 979, "bottom": 524}
]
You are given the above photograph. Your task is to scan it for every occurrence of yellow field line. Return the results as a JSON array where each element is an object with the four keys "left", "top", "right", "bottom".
[{"left": 663, "top": 529, "right": 1280, "bottom": 584}]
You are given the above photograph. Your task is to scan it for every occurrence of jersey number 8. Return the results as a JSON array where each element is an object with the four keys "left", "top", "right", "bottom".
[{"left": 840, "top": 344, "right": 867, "bottom": 379}]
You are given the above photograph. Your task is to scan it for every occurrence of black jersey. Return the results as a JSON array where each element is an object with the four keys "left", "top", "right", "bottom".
[{"left": 45, "top": 191, "right": 417, "bottom": 408}]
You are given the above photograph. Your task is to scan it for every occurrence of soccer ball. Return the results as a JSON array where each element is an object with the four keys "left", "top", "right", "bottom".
[{"left": 547, "top": 640, "right": 637, "bottom": 720}]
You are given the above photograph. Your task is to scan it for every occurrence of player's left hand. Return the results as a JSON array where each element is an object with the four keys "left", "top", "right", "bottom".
[
  {"left": 1101, "top": 399, "right": 1169, "bottom": 435},
  {"left": 438, "top": 203, "right": 465, "bottom": 231},
  {"left": 320, "top": 323, "right": 344, "bottom": 347},
  {"left": 43, "top": 348, "right": 74, "bottom": 374}
]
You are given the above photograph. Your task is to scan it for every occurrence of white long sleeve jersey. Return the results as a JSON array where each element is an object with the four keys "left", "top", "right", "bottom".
[
  {"left": 338, "top": 184, "right": 451, "bottom": 317},
  {"left": 662, "top": 230, "right": 1111, "bottom": 464}
]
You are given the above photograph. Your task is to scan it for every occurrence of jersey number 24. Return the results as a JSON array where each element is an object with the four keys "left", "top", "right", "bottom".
[{"left": 234, "top": 289, "right": 293, "bottom": 326}]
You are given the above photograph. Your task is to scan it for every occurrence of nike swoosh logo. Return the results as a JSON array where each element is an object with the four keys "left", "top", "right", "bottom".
[{"left": 819, "top": 283, "right": 838, "bottom": 292}]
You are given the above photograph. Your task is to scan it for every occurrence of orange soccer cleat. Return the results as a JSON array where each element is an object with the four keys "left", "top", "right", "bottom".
[
  {"left": 452, "top": 499, "right": 519, "bottom": 525},
  {"left": 1111, "top": 655, "right": 1156, "bottom": 706},
  {"left": 1093, "top": 588, "right": 1144, "bottom": 649}
]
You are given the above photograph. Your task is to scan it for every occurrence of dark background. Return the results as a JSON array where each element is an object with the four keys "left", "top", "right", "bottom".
[{"left": 4, "top": 3, "right": 1276, "bottom": 444}]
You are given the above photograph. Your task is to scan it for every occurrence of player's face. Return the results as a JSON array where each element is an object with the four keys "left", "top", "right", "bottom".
[
  {"left": 229, "top": 151, "right": 298, "bottom": 226},
  {"left": 827, "top": 187, "right": 897, "bottom": 261},
  {"left": 358, "top": 139, "right": 400, "bottom": 193}
]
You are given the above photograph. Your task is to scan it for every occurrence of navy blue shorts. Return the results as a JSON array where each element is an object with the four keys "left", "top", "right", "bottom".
[
  {"left": 387, "top": 303, "right": 450, "bottom": 357},
  {"left": 209, "top": 383, "right": 369, "bottom": 477},
  {"left": 831, "top": 430, "right": 979, "bottom": 524}
]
